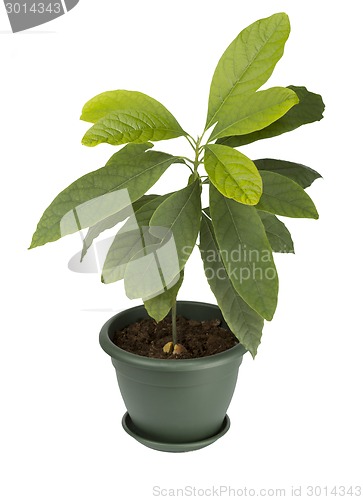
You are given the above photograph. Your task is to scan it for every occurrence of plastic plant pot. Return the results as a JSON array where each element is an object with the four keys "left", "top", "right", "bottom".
[{"left": 99, "top": 301, "right": 246, "bottom": 452}]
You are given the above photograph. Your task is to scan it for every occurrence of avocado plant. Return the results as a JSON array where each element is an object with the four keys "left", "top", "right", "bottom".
[{"left": 30, "top": 12, "right": 324, "bottom": 357}]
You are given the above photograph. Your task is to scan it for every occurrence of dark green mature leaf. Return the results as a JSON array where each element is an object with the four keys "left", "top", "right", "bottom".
[
  {"left": 254, "top": 158, "right": 322, "bottom": 188},
  {"left": 204, "top": 144, "right": 262, "bottom": 205},
  {"left": 258, "top": 211, "right": 294, "bottom": 253},
  {"left": 206, "top": 12, "right": 291, "bottom": 129},
  {"left": 123, "top": 241, "right": 182, "bottom": 300},
  {"left": 102, "top": 194, "right": 171, "bottom": 284},
  {"left": 149, "top": 180, "right": 202, "bottom": 273},
  {"left": 256, "top": 171, "right": 319, "bottom": 219},
  {"left": 81, "top": 195, "right": 157, "bottom": 260},
  {"left": 81, "top": 90, "right": 186, "bottom": 147},
  {"left": 217, "top": 86, "right": 325, "bottom": 147},
  {"left": 29, "top": 143, "right": 179, "bottom": 249},
  {"left": 200, "top": 215, "right": 264, "bottom": 357},
  {"left": 144, "top": 271, "right": 184, "bottom": 322},
  {"left": 123, "top": 182, "right": 201, "bottom": 299},
  {"left": 210, "top": 185, "right": 278, "bottom": 320},
  {"left": 209, "top": 87, "right": 299, "bottom": 141}
]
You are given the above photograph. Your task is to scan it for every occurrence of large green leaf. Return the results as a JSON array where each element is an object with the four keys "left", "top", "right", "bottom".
[
  {"left": 122, "top": 181, "right": 202, "bottom": 300},
  {"left": 29, "top": 143, "right": 179, "bottom": 249},
  {"left": 123, "top": 241, "right": 181, "bottom": 300},
  {"left": 200, "top": 214, "right": 264, "bottom": 357},
  {"left": 256, "top": 171, "right": 319, "bottom": 219},
  {"left": 102, "top": 194, "right": 171, "bottom": 284},
  {"left": 206, "top": 13, "right": 291, "bottom": 129},
  {"left": 210, "top": 185, "right": 278, "bottom": 320},
  {"left": 258, "top": 211, "right": 294, "bottom": 253},
  {"left": 81, "top": 90, "right": 186, "bottom": 147},
  {"left": 254, "top": 158, "right": 322, "bottom": 188},
  {"left": 204, "top": 144, "right": 262, "bottom": 205},
  {"left": 143, "top": 271, "right": 184, "bottom": 322},
  {"left": 209, "top": 87, "right": 298, "bottom": 141},
  {"left": 149, "top": 180, "right": 202, "bottom": 272},
  {"left": 217, "top": 86, "right": 325, "bottom": 147},
  {"left": 81, "top": 195, "right": 157, "bottom": 260},
  {"left": 204, "top": 205, "right": 294, "bottom": 254}
]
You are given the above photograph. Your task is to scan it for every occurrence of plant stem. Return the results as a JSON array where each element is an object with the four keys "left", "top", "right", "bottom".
[
  {"left": 185, "top": 135, "right": 197, "bottom": 150},
  {"left": 171, "top": 301, "right": 177, "bottom": 345}
]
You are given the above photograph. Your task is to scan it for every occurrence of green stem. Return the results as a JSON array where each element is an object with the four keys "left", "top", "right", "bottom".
[
  {"left": 184, "top": 131, "right": 206, "bottom": 174},
  {"left": 185, "top": 135, "right": 197, "bottom": 150},
  {"left": 179, "top": 157, "right": 195, "bottom": 173},
  {"left": 171, "top": 301, "right": 177, "bottom": 345}
]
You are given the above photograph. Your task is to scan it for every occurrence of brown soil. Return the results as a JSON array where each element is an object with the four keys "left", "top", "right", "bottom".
[{"left": 112, "top": 316, "right": 239, "bottom": 359}]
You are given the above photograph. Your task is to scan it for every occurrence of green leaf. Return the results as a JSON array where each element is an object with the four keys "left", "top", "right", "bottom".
[
  {"left": 81, "top": 195, "right": 157, "bottom": 261},
  {"left": 200, "top": 214, "right": 264, "bottom": 357},
  {"left": 82, "top": 110, "right": 186, "bottom": 147},
  {"left": 205, "top": 208, "right": 294, "bottom": 255},
  {"left": 217, "top": 86, "right": 325, "bottom": 147},
  {"left": 81, "top": 90, "right": 186, "bottom": 147},
  {"left": 102, "top": 194, "right": 171, "bottom": 284},
  {"left": 81, "top": 90, "right": 174, "bottom": 123},
  {"left": 144, "top": 271, "right": 184, "bottom": 322},
  {"left": 256, "top": 171, "right": 319, "bottom": 219},
  {"left": 102, "top": 182, "right": 200, "bottom": 301},
  {"left": 209, "top": 87, "right": 299, "bottom": 141},
  {"left": 210, "top": 185, "right": 278, "bottom": 320},
  {"left": 254, "top": 158, "right": 322, "bottom": 188},
  {"left": 121, "top": 181, "right": 201, "bottom": 300},
  {"left": 204, "top": 144, "right": 262, "bottom": 205},
  {"left": 29, "top": 143, "right": 179, "bottom": 249},
  {"left": 123, "top": 241, "right": 181, "bottom": 300},
  {"left": 258, "top": 211, "right": 294, "bottom": 253},
  {"left": 206, "top": 13, "right": 291, "bottom": 129},
  {"left": 149, "top": 180, "right": 202, "bottom": 273}
]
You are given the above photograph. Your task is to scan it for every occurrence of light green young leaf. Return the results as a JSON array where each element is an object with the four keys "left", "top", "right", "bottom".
[
  {"left": 258, "top": 211, "right": 294, "bottom": 253},
  {"left": 204, "top": 144, "right": 262, "bottom": 205},
  {"left": 217, "top": 86, "right": 325, "bottom": 147},
  {"left": 29, "top": 143, "right": 179, "bottom": 249},
  {"left": 149, "top": 180, "right": 202, "bottom": 273},
  {"left": 144, "top": 271, "right": 184, "bottom": 322},
  {"left": 200, "top": 214, "right": 264, "bottom": 357},
  {"left": 81, "top": 90, "right": 185, "bottom": 147},
  {"left": 254, "top": 158, "right": 322, "bottom": 188},
  {"left": 81, "top": 90, "right": 176, "bottom": 123},
  {"left": 256, "top": 171, "right": 319, "bottom": 219},
  {"left": 209, "top": 87, "right": 298, "bottom": 141},
  {"left": 210, "top": 185, "right": 278, "bottom": 320},
  {"left": 82, "top": 109, "right": 186, "bottom": 147},
  {"left": 206, "top": 12, "right": 291, "bottom": 129}
]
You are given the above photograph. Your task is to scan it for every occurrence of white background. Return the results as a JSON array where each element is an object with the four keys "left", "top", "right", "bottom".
[{"left": 1, "top": 0, "right": 362, "bottom": 498}]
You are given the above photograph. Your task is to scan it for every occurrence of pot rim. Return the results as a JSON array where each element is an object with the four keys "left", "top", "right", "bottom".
[{"left": 99, "top": 301, "right": 247, "bottom": 372}]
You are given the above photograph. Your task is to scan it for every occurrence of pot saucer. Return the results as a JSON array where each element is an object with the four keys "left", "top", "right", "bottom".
[{"left": 122, "top": 412, "right": 230, "bottom": 453}]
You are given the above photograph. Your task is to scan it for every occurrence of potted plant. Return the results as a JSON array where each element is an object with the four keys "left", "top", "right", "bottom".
[{"left": 29, "top": 12, "right": 324, "bottom": 452}]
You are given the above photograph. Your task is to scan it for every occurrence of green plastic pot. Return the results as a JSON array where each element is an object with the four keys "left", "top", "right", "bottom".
[{"left": 99, "top": 301, "right": 246, "bottom": 452}]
